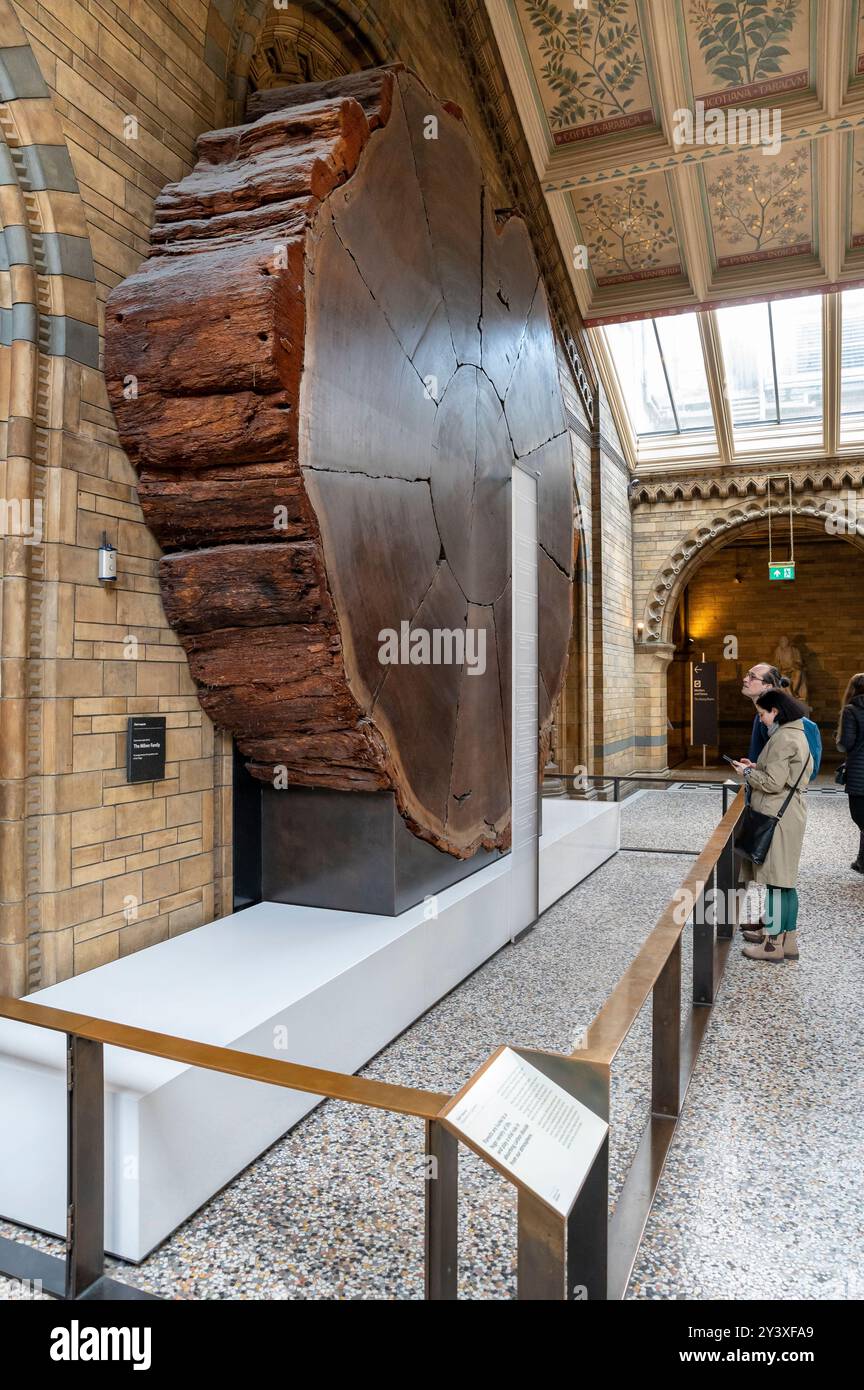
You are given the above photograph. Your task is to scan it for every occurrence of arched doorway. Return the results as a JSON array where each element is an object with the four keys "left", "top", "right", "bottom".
[
  {"left": 247, "top": 3, "right": 368, "bottom": 92},
  {"left": 661, "top": 516, "right": 864, "bottom": 768},
  {"left": 226, "top": 0, "right": 393, "bottom": 124}
]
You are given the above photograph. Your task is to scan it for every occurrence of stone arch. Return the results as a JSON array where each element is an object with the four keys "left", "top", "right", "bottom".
[
  {"left": 0, "top": 0, "right": 100, "bottom": 994},
  {"left": 221, "top": 0, "right": 394, "bottom": 124},
  {"left": 641, "top": 498, "right": 864, "bottom": 647}
]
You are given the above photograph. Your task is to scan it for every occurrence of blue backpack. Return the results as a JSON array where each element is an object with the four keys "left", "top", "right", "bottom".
[{"left": 802, "top": 718, "right": 822, "bottom": 779}]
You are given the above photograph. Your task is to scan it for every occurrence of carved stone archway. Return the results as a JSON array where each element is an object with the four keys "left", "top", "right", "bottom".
[
  {"left": 224, "top": 0, "right": 393, "bottom": 125},
  {"left": 634, "top": 498, "right": 864, "bottom": 771},
  {"left": 641, "top": 498, "right": 864, "bottom": 649}
]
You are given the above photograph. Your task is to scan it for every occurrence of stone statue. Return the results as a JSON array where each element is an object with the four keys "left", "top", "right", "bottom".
[{"left": 774, "top": 635, "right": 808, "bottom": 706}]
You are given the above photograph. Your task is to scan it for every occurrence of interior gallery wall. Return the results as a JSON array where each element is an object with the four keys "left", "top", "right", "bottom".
[{"left": 0, "top": 0, "right": 626, "bottom": 993}]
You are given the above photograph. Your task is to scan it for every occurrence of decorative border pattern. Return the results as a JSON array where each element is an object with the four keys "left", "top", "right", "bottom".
[{"left": 632, "top": 460, "right": 864, "bottom": 505}]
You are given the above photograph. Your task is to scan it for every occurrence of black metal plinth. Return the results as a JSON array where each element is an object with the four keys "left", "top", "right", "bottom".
[{"left": 261, "top": 784, "right": 499, "bottom": 915}]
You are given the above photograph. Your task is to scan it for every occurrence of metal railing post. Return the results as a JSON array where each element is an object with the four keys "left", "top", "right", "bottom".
[
  {"left": 518, "top": 1190, "right": 567, "bottom": 1299},
  {"left": 715, "top": 832, "right": 737, "bottom": 941},
  {"left": 566, "top": 1135, "right": 609, "bottom": 1300},
  {"left": 692, "top": 883, "right": 715, "bottom": 1005},
  {"left": 65, "top": 1034, "right": 104, "bottom": 1299},
  {"left": 424, "top": 1119, "right": 458, "bottom": 1300},
  {"left": 652, "top": 935, "right": 681, "bottom": 1117}
]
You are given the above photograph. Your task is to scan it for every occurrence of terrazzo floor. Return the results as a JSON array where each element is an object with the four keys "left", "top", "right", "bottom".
[{"left": 1, "top": 786, "right": 861, "bottom": 1300}]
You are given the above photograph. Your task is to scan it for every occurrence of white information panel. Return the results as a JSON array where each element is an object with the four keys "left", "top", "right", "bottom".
[
  {"left": 443, "top": 1046, "right": 608, "bottom": 1217},
  {"left": 510, "top": 466, "right": 539, "bottom": 937}
]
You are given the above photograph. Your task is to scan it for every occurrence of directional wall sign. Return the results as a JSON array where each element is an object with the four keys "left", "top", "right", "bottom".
[
  {"left": 126, "top": 716, "right": 167, "bottom": 783},
  {"left": 690, "top": 661, "right": 718, "bottom": 747},
  {"left": 769, "top": 562, "right": 796, "bottom": 581}
]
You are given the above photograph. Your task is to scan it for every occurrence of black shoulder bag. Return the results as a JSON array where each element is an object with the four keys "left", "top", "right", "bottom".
[{"left": 734, "top": 745, "right": 811, "bottom": 865}]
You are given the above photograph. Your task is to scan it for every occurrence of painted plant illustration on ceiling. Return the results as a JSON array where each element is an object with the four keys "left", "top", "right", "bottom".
[
  {"left": 706, "top": 145, "right": 811, "bottom": 265},
  {"left": 518, "top": 0, "right": 655, "bottom": 143},
  {"left": 850, "top": 132, "right": 864, "bottom": 248},
  {"left": 573, "top": 175, "right": 681, "bottom": 284},
  {"left": 685, "top": 0, "right": 809, "bottom": 105}
]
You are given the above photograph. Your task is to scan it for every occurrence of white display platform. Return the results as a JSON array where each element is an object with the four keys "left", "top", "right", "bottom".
[
  {"left": 0, "top": 799, "right": 618, "bottom": 1261},
  {"left": 539, "top": 796, "right": 619, "bottom": 913}
]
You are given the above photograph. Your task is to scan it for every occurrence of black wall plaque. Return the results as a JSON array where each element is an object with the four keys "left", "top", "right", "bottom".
[
  {"left": 126, "top": 716, "right": 167, "bottom": 783},
  {"left": 690, "top": 662, "right": 719, "bottom": 746}
]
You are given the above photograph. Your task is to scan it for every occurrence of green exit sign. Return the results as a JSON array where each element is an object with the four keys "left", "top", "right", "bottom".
[{"left": 769, "top": 563, "right": 796, "bottom": 581}]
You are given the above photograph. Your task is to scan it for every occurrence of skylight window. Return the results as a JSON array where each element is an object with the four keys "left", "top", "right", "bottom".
[
  {"left": 840, "top": 287, "right": 864, "bottom": 420},
  {"left": 604, "top": 313, "right": 713, "bottom": 437},
  {"left": 598, "top": 292, "right": 840, "bottom": 462},
  {"left": 654, "top": 315, "right": 715, "bottom": 432},
  {"left": 715, "top": 295, "right": 822, "bottom": 429}
]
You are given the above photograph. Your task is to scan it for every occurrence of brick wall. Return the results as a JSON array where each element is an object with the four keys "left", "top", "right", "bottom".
[
  {"left": 1, "top": 0, "right": 600, "bottom": 992},
  {"left": 675, "top": 535, "right": 862, "bottom": 755},
  {"left": 591, "top": 386, "right": 636, "bottom": 772}
]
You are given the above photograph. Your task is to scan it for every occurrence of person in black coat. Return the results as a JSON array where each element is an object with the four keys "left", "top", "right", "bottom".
[{"left": 837, "top": 673, "right": 864, "bottom": 872}]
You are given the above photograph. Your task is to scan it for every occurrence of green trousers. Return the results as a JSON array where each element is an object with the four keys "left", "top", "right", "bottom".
[{"left": 764, "top": 885, "right": 799, "bottom": 935}]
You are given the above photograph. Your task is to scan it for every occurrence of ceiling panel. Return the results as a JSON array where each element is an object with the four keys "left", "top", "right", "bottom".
[
  {"left": 701, "top": 139, "right": 815, "bottom": 269},
  {"left": 515, "top": 0, "right": 660, "bottom": 145},
  {"left": 678, "top": 0, "right": 814, "bottom": 107},
  {"left": 488, "top": 0, "right": 864, "bottom": 324},
  {"left": 571, "top": 172, "right": 684, "bottom": 286}
]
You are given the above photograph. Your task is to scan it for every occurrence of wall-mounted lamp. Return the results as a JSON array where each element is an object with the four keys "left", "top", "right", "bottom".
[
  {"left": 636, "top": 621, "right": 644, "bottom": 641},
  {"left": 98, "top": 531, "right": 117, "bottom": 583}
]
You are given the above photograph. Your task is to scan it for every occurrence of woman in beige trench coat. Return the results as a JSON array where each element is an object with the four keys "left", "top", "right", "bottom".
[{"left": 732, "top": 688, "right": 811, "bottom": 964}]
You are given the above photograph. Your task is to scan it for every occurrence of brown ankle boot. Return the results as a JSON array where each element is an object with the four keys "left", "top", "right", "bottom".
[
  {"left": 741, "top": 925, "right": 765, "bottom": 943},
  {"left": 742, "top": 932, "right": 785, "bottom": 963},
  {"left": 784, "top": 931, "right": 799, "bottom": 960}
]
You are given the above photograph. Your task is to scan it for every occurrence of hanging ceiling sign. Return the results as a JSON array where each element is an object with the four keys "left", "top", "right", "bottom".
[{"left": 767, "top": 474, "right": 796, "bottom": 584}]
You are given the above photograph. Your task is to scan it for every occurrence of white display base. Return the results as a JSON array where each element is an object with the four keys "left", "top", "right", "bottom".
[
  {"left": 539, "top": 797, "right": 619, "bottom": 913},
  {"left": 0, "top": 800, "right": 618, "bottom": 1261}
]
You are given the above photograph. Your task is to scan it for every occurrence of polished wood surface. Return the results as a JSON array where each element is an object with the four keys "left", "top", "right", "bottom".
[
  {"left": 104, "top": 65, "right": 574, "bottom": 860},
  {"left": 0, "top": 996, "right": 448, "bottom": 1119}
]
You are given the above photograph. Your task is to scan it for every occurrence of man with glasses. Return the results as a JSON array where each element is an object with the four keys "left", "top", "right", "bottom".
[
  {"left": 741, "top": 663, "right": 782, "bottom": 765},
  {"left": 740, "top": 661, "right": 823, "bottom": 774}
]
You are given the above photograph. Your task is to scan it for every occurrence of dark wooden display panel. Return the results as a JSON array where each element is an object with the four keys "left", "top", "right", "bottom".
[{"left": 105, "top": 66, "right": 573, "bottom": 859}]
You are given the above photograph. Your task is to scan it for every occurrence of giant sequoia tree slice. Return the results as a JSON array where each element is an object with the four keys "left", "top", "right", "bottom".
[{"left": 105, "top": 66, "right": 573, "bottom": 859}]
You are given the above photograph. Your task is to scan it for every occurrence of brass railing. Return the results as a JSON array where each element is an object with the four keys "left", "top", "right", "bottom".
[{"left": 0, "top": 788, "right": 743, "bottom": 1302}]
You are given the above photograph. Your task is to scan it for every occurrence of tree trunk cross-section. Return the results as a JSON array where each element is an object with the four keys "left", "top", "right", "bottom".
[{"left": 105, "top": 66, "right": 573, "bottom": 859}]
